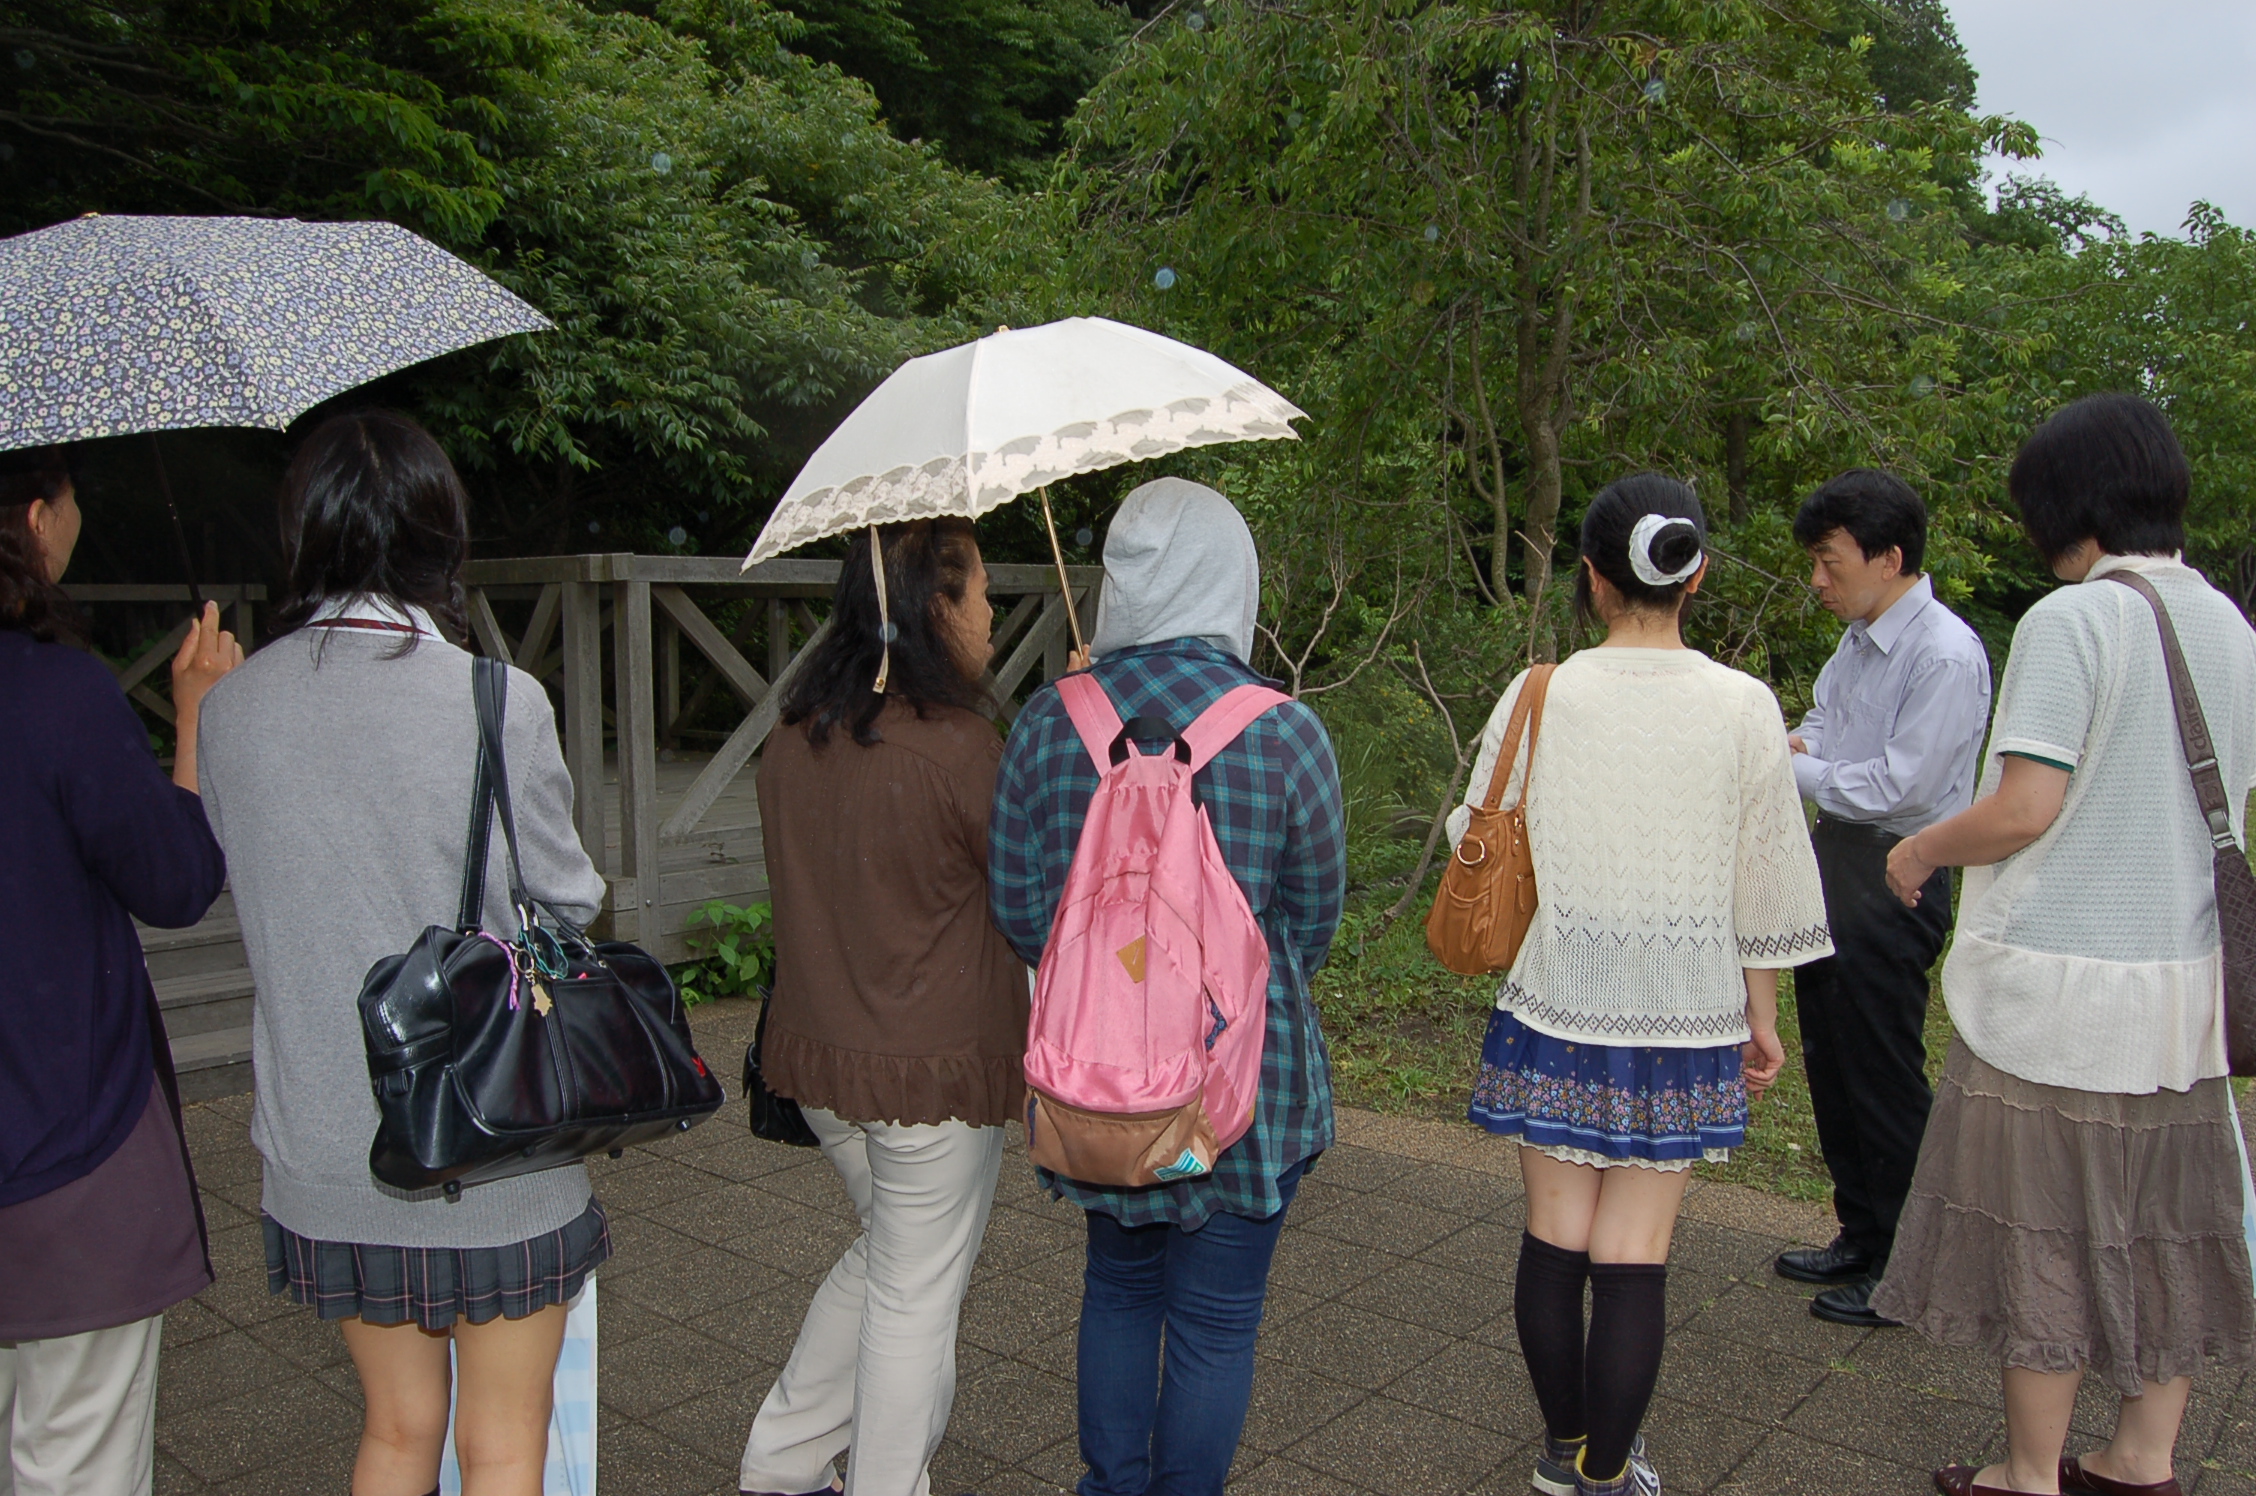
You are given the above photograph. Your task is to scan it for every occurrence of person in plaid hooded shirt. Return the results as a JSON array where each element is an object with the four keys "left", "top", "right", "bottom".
[{"left": 989, "top": 477, "right": 1346, "bottom": 1495}]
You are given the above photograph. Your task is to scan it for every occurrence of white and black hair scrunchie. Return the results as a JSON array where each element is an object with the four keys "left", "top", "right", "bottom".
[{"left": 1628, "top": 513, "right": 1704, "bottom": 587}]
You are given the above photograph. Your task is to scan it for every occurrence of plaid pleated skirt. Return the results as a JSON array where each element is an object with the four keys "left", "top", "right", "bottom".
[{"left": 263, "top": 1199, "right": 611, "bottom": 1330}]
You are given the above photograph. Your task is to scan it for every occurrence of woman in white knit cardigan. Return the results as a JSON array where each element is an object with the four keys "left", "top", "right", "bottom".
[{"left": 1447, "top": 475, "right": 1831, "bottom": 1496}]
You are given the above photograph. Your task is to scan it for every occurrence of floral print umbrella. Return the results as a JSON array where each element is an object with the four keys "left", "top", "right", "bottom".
[{"left": 0, "top": 214, "right": 551, "bottom": 452}]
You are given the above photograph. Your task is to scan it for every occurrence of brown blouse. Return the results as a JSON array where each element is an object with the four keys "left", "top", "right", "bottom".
[{"left": 757, "top": 699, "right": 1028, "bottom": 1127}]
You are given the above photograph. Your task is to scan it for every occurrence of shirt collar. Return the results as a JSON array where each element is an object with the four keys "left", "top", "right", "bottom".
[
  {"left": 2084, "top": 552, "right": 2188, "bottom": 583},
  {"left": 308, "top": 594, "right": 441, "bottom": 636},
  {"left": 1094, "top": 636, "right": 1289, "bottom": 691},
  {"left": 1851, "top": 573, "right": 1933, "bottom": 656}
]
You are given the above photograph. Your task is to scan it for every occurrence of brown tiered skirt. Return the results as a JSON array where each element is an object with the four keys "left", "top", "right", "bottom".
[{"left": 1872, "top": 1040, "right": 2256, "bottom": 1394}]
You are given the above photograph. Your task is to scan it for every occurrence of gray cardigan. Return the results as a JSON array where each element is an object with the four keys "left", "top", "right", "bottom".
[{"left": 197, "top": 626, "right": 608, "bottom": 1248}]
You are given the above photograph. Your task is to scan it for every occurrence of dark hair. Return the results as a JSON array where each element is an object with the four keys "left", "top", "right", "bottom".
[
  {"left": 781, "top": 517, "right": 990, "bottom": 747},
  {"left": 1792, "top": 468, "right": 1928, "bottom": 575},
  {"left": 269, "top": 410, "right": 471, "bottom": 650},
  {"left": 1574, "top": 473, "right": 1707, "bottom": 626},
  {"left": 0, "top": 446, "right": 86, "bottom": 645},
  {"left": 2009, "top": 392, "right": 2189, "bottom": 563}
]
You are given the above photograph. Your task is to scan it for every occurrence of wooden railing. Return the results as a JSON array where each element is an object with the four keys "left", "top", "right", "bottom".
[
  {"left": 461, "top": 554, "right": 1101, "bottom": 957},
  {"left": 65, "top": 583, "right": 263, "bottom": 725}
]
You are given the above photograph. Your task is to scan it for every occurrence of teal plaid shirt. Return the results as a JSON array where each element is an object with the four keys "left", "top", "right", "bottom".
[{"left": 989, "top": 639, "right": 1346, "bottom": 1228}]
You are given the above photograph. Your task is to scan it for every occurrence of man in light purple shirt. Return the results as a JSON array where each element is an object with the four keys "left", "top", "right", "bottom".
[{"left": 1773, "top": 470, "right": 1992, "bottom": 1328}]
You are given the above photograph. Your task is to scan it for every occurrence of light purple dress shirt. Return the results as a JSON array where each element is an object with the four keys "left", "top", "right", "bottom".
[{"left": 1792, "top": 574, "right": 1993, "bottom": 837}]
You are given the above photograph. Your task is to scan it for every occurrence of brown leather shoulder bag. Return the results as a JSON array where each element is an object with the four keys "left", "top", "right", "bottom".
[{"left": 1427, "top": 664, "right": 1556, "bottom": 976}]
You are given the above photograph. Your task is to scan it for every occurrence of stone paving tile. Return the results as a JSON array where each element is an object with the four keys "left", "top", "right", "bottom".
[{"left": 147, "top": 997, "right": 2253, "bottom": 1494}]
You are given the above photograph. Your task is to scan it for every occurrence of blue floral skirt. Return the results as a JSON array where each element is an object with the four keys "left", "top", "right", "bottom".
[{"left": 1468, "top": 1008, "right": 1747, "bottom": 1170}]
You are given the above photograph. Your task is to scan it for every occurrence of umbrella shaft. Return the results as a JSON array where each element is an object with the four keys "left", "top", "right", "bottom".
[{"left": 1037, "top": 487, "right": 1086, "bottom": 659}]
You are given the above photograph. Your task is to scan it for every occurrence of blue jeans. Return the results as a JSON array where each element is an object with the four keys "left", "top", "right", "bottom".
[{"left": 1074, "top": 1162, "right": 1306, "bottom": 1496}]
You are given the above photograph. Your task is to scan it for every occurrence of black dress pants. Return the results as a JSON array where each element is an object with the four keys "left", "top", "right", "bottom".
[{"left": 1797, "top": 818, "right": 1952, "bottom": 1269}]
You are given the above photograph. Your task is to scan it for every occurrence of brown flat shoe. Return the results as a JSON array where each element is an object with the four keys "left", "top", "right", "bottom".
[
  {"left": 2060, "top": 1455, "right": 2183, "bottom": 1496},
  {"left": 1933, "top": 1465, "right": 2018, "bottom": 1496}
]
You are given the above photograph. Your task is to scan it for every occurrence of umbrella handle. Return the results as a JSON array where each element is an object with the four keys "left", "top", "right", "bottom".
[
  {"left": 869, "top": 525, "right": 891, "bottom": 694},
  {"left": 1037, "top": 487, "right": 1087, "bottom": 662}
]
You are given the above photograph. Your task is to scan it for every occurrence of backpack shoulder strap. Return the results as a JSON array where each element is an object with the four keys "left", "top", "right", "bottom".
[
  {"left": 1055, "top": 672, "right": 1127, "bottom": 770},
  {"left": 1181, "top": 684, "right": 1294, "bottom": 772}
]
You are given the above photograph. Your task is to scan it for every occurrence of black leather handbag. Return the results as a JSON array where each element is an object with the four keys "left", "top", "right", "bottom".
[
  {"left": 358, "top": 657, "right": 725, "bottom": 1192},
  {"left": 744, "top": 987, "right": 820, "bottom": 1148}
]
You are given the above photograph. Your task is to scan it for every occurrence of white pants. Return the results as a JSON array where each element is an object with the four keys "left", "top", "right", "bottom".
[
  {"left": 739, "top": 1108, "right": 1005, "bottom": 1496},
  {"left": 0, "top": 1315, "right": 162, "bottom": 1496}
]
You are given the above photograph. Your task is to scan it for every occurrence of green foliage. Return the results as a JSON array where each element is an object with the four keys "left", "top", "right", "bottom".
[
  {"left": 2, "top": 0, "right": 1038, "bottom": 553},
  {"left": 774, "top": 0, "right": 1129, "bottom": 182},
  {"left": 675, "top": 898, "right": 775, "bottom": 1005}
]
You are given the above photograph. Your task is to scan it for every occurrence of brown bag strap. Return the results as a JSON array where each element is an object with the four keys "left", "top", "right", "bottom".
[
  {"left": 1479, "top": 664, "right": 1557, "bottom": 813},
  {"left": 2102, "top": 571, "right": 2239, "bottom": 849}
]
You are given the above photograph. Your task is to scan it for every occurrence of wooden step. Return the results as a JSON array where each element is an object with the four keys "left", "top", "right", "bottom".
[{"left": 170, "top": 1024, "right": 253, "bottom": 1102}]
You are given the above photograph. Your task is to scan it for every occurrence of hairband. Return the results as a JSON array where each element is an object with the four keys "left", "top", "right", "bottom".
[{"left": 1629, "top": 513, "right": 1703, "bottom": 588}]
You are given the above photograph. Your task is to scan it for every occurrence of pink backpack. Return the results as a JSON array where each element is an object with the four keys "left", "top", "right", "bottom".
[{"left": 1024, "top": 674, "right": 1292, "bottom": 1186}]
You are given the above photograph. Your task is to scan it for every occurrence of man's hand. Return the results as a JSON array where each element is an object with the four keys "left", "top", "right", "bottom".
[{"left": 1788, "top": 734, "right": 1808, "bottom": 756}]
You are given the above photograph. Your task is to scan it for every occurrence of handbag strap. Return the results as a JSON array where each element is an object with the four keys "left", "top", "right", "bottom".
[
  {"left": 456, "top": 657, "right": 536, "bottom": 930},
  {"left": 2102, "top": 571, "right": 2240, "bottom": 850},
  {"left": 1480, "top": 664, "right": 1556, "bottom": 813}
]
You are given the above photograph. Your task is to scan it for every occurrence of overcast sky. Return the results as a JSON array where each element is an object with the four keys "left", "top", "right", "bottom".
[{"left": 1950, "top": 0, "right": 2256, "bottom": 237}]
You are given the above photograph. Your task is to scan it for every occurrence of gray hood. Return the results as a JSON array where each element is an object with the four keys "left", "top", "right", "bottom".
[{"left": 1090, "top": 477, "right": 1260, "bottom": 663}]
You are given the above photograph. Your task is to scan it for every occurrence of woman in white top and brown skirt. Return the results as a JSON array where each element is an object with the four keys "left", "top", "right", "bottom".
[
  {"left": 1876, "top": 393, "right": 2256, "bottom": 1496},
  {"left": 1449, "top": 475, "right": 1833, "bottom": 1496}
]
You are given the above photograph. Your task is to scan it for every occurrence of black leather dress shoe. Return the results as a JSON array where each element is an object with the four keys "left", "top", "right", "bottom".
[
  {"left": 1774, "top": 1235, "right": 1872, "bottom": 1285},
  {"left": 1811, "top": 1276, "right": 1902, "bottom": 1327}
]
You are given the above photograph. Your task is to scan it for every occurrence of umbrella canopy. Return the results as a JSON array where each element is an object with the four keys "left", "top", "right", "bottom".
[
  {"left": 744, "top": 316, "right": 1304, "bottom": 566},
  {"left": 0, "top": 214, "right": 551, "bottom": 452}
]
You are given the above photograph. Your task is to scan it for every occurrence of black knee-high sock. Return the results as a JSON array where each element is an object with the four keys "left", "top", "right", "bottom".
[
  {"left": 1584, "top": 1262, "right": 1668, "bottom": 1481},
  {"left": 1514, "top": 1231, "right": 1592, "bottom": 1444}
]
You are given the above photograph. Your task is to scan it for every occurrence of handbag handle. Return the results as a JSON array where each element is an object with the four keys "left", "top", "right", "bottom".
[
  {"left": 455, "top": 657, "right": 548, "bottom": 934},
  {"left": 2101, "top": 572, "right": 2241, "bottom": 850},
  {"left": 1478, "top": 664, "right": 1557, "bottom": 814}
]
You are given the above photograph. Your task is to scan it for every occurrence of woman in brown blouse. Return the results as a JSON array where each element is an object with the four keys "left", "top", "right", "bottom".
[{"left": 738, "top": 516, "right": 1027, "bottom": 1496}]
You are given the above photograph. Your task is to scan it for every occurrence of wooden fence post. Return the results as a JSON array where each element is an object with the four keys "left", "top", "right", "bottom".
[
  {"left": 614, "top": 568, "right": 660, "bottom": 939},
  {"left": 560, "top": 576, "right": 607, "bottom": 874}
]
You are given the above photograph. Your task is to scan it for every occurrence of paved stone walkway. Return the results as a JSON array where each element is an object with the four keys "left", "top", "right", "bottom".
[{"left": 153, "top": 998, "right": 2256, "bottom": 1495}]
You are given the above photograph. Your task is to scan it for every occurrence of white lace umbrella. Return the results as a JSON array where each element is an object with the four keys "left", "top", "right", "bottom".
[{"left": 743, "top": 316, "right": 1305, "bottom": 677}]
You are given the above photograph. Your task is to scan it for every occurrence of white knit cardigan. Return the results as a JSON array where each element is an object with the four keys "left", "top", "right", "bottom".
[{"left": 1447, "top": 649, "right": 1833, "bottom": 1047}]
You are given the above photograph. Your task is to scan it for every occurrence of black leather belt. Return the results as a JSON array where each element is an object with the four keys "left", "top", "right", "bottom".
[{"left": 1813, "top": 818, "right": 1902, "bottom": 849}]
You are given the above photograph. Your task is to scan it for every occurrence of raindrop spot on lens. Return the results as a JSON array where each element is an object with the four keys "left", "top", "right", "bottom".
[
  {"left": 1185, "top": 8, "right": 1207, "bottom": 29},
  {"left": 1153, "top": 267, "right": 1178, "bottom": 290},
  {"left": 1909, "top": 374, "right": 1937, "bottom": 397},
  {"left": 1423, "top": 224, "right": 1440, "bottom": 242},
  {"left": 697, "top": 510, "right": 711, "bottom": 523},
  {"left": 650, "top": 151, "right": 673, "bottom": 175},
  {"left": 1287, "top": 111, "right": 1304, "bottom": 130},
  {"left": 588, "top": 520, "right": 602, "bottom": 534},
  {"left": 1074, "top": 527, "right": 1094, "bottom": 548},
  {"left": 880, "top": 622, "right": 900, "bottom": 643},
  {"left": 1643, "top": 77, "right": 1666, "bottom": 102},
  {"left": 13, "top": 50, "right": 33, "bottom": 70},
  {"left": 1887, "top": 198, "right": 1912, "bottom": 222},
  {"left": 667, "top": 526, "right": 688, "bottom": 546},
  {"left": 1734, "top": 320, "right": 1762, "bottom": 343},
  {"left": 801, "top": 249, "right": 819, "bottom": 269},
  {"left": 0, "top": 143, "right": 12, "bottom": 162}
]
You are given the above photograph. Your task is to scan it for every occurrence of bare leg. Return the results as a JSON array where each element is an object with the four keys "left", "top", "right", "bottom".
[
  {"left": 1521, "top": 1147, "right": 1604, "bottom": 1251},
  {"left": 452, "top": 1304, "right": 569, "bottom": 1496},
  {"left": 2079, "top": 1376, "right": 2192, "bottom": 1488},
  {"left": 339, "top": 1317, "right": 452, "bottom": 1496},
  {"left": 1979, "top": 1365, "right": 2080, "bottom": 1494},
  {"left": 1588, "top": 1164, "right": 1695, "bottom": 1265}
]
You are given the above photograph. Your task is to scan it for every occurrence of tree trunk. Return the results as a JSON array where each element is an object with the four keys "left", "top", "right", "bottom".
[
  {"left": 1725, "top": 407, "right": 1750, "bottom": 524},
  {"left": 1519, "top": 419, "right": 1563, "bottom": 658}
]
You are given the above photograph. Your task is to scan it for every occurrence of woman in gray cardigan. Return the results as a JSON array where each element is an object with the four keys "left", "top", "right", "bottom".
[{"left": 195, "top": 411, "right": 608, "bottom": 1496}]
